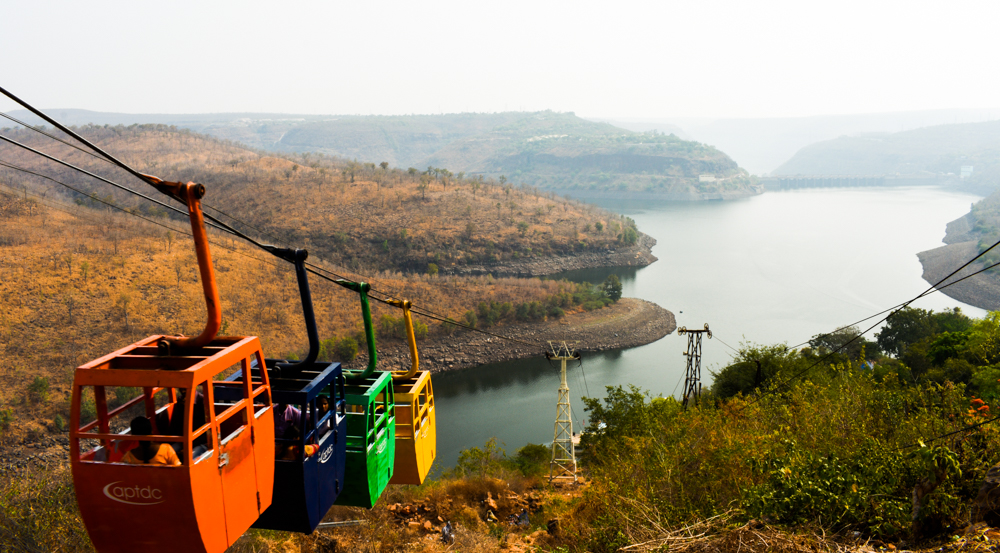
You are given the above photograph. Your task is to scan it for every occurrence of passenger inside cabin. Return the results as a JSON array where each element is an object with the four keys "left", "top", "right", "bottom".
[
  {"left": 276, "top": 425, "right": 318, "bottom": 461},
  {"left": 316, "top": 396, "right": 331, "bottom": 434},
  {"left": 123, "top": 416, "right": 181, "bottom": 466},
  {"left": 274, "top": 403, "right": 302, "bottom": 437}
]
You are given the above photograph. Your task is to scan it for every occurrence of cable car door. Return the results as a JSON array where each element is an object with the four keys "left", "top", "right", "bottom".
[{"left": 212, "top": 368, "right": 262, "bottom": 541}]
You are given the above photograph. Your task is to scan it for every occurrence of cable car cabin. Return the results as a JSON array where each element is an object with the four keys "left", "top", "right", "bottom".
[
  {"left": 228, "top": 359, "right": 348, "bottom": 534},
  {"left": 389, "top": 371, "right": 436, "bottom": 485},
  {"left": 384, "top": 298, "right": 436, "bottom": 486},
  {"left": 334, "top": 371, "right": 396, "bottom": 508},
  {"left": 70, "top": 335, "right": 275, "bottom": 553}
]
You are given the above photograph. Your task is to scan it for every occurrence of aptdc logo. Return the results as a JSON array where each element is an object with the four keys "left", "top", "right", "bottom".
[
  {"left": 319, "top": 445, "right": 334, "bottom": 464},
  {"left": 103, "top": 482, "right": 165, "bottom": 506}
]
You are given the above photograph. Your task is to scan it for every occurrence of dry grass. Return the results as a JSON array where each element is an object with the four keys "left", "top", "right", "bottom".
[
  {"left": 0, "top": 124, "right": 633, "bottom": 276},
  {"left": 0, "top": 193, "right": 576, "bottom": 425}
]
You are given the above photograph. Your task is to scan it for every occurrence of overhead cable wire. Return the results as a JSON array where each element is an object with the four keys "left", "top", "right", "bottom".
[
  {"left": 744, "top": 233, "right": 1000, "bottom": 410},
  {"left": 0, "top": 111, "right": 111, "bottom": 164},
  {"left": 0, "top": 86, "right": 546, "bottom": 351},
  {"left": 0, "top": 178, "right": 284, "bottom": 270},
  {"left": 713, "top": 335, "right": 741, "bottom": 355},
  {"left": 0, "top": 160, "right": 190, "bottom": 235},
  {"left": 1, "top": 105, "right": 293, "bottom": 250},
  {"left": 0, "top": 133, "right": 193, "bottom": 220},
  {"left": 0, "top": 85, "right": 184, "bottom": 201},
  {"left": 579, "top": 357, "right": 591, "bottom": 397},
  {"left": 786, "top": 261, "right": 1000, "bottom": 352}
]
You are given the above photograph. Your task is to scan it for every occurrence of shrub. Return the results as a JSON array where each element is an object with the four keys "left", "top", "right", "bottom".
[
  {"left": 0, "top": 408, "right": 13, "bottom": 433},
  {"left": 27, "top": 376, "right": 49, "bottom": 404},
  {"left": 335, "top": 337, "right": 359, "bottom": 361},
  {"left": 463, "top": 310, "right": 478, "bottom": 329},
  {"left": 511, "top": 443, "right": 549, "bottom": 477}
]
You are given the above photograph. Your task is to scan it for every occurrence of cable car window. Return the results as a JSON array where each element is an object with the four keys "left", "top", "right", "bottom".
[
  {"left": 243, "top": 352, "right": 271, "bottom": 418},
  {"left": 314, "top": 393, "right": 332, "bottom": 439},
  {"left": 213, "top": 373, "right": 248, "bottom": 446},
  {"left": 74, "top": 385, "right": 102, "bottom": 461},
  {"left": 190, "top": 382, "right": 214, "bottom": 463}
]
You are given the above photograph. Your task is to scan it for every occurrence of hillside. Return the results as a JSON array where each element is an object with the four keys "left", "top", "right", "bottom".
[
  {"left": 0, "top": 190, "right": 667, "bottom": 416},
  {"left": 771, "top": 119, "right": 1000, "bottom": 193},
  {"left": 667, "top": 108, "right": 1000, "bottom": 175},
  {"left": 0, "top": 124, "right": 656, "bottom": 276},
  {"left": 8, "top": 110, "right": 760, "bottom": 200},
  {"left": 420, "top": 111, "right": 758, "bottom": 199}
]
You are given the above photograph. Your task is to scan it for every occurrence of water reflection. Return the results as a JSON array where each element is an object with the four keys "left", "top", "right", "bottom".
[
  {"left": 434, "top": 356, "right": 558, "bottom": 398},
  {"left": 545, "top": 265, "right": 641, "bottom": 289}
]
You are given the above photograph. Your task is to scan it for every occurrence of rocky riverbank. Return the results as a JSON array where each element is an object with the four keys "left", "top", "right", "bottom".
[
  {"left": 445, "top": 233, "right": 657, "bottom": 278},
  {"left": 917, "top": 209, "right": 1000, "bottom": 311},
  {"left": 918, "top": 241, "right": 1000, "bottom": 311},
  {"left": 340, "top": 297, "right": 676, "bottom": 374}
]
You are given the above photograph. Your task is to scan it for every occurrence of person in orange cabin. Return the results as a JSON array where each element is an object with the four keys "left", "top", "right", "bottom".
[{"left": 122, "top": 416, "right": 181, "bottom": 466}]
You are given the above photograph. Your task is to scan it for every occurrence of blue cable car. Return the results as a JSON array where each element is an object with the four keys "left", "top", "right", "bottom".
[{"left": 227, "top": 248, "right": 348, "bottom": 534}]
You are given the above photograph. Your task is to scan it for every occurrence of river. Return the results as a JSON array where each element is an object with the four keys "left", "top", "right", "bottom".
[{"left": 431, "top": 186, "right": 986, "bottom": 469}]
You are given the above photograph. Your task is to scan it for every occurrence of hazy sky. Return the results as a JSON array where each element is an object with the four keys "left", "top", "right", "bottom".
[{"left": 3, "top": 0, "right": 999, "bottom": 120}]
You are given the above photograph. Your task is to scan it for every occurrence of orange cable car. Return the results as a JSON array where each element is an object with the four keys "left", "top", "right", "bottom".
[
  {"left": 69, "top": 180, "right": 275, "bottom": 553},
  {"left": 386, "top": 299, "right": 437, "bottom": 486}
]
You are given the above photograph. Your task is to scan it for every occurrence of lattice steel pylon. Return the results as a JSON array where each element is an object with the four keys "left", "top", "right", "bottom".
[
  {"left": 678, "top": 324, "right": 711, "bottom": 408},
  {"left": 547, "top": 341, "right": 579, "bottom": 483}
]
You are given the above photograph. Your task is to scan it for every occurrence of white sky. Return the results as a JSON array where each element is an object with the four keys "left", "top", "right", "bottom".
[{"left": 3, "top": 0, "right": 999, "bottom": 119}]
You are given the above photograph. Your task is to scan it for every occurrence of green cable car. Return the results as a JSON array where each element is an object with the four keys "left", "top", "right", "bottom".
[{"left": 333, "top": 281, "right": 396, "bottom": 508}]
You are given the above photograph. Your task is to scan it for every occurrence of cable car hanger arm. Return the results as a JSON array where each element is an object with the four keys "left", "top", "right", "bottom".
[
  {"left": 261, "top": 246, "right": 321, "bottom": 371},
  {"left": 385, "top": 299, "right": 419, "bottom": 380}
]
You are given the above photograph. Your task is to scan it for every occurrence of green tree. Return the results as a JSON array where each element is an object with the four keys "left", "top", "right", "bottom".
[
  {"left": 808, "top": 325, "right": 881, "bottom": 360},
  {"left": 876, "top": 307, "right": 938, "bottom": 357},
  {"left": 602, "top": 274, "right": 622, "bottom": 302},
  {"left": 516, "top": 221, "right": 529, "bottom": 237},
  {"left": 711, "top": 343, "right": 807, "bottom": 398},
  {"left": 427, "top": 263, "right": 439, "bottom": 276},
  {"left": 619, "top": 226, "right": 638, "bottom": 245}
]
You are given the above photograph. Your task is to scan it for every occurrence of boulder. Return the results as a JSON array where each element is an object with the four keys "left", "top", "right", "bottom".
[{"left": 971, "top": 463, "right": 1000, "bottom": 527}]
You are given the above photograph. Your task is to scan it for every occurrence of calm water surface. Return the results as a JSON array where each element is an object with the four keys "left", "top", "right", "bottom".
[{"left": 433, "top": 187, "right": 986, "bottom": 468}]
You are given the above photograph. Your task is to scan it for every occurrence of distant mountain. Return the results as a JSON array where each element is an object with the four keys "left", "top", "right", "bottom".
[
  {"left": 769, "top": 120, "right": 1000, "bottom": 193},
  {"left": 6, "top": 109, "right": 758, "bottom": 200},
  {"left": 623, "top": 108, "right": 1000, "bottom": 175}
]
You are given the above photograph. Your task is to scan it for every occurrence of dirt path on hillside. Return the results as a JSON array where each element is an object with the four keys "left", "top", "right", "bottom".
[{"left": 345, "top": 297, "right": 676, "bottom": 374}]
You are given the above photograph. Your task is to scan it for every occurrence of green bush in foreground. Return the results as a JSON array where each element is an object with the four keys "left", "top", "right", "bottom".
[{"left": 580, "top": 364, "right": 1000, "bottom": 549}]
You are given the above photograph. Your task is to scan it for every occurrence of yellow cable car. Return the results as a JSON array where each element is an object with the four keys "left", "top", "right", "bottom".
[{"left": 386, "top": 299, "right": 436, "bottom": 485}]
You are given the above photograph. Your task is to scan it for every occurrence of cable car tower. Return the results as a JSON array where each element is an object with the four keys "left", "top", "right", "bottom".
[
  {"left": 678, "top": 324, "right": 711, "bottom": 409},
  {"left": 547, "top": 341, "right": 579, "bottom": 483}
]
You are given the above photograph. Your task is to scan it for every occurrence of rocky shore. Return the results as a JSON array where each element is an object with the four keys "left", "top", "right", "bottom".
[
  {"left": 918, "top": 241, "right": 1000, "bottom": 311},
  {"left": 445, "top": 233, "right": 658, "bottom": 278},
  {"left": 918, "top": 210, "right": 1000, "bottom": 311},
  {"left": 341, "top": 297, "right": 676, "bottom": 374}
]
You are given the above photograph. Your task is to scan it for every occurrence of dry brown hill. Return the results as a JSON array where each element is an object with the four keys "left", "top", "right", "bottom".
[
  {"left": 0, "top": 191, "right": 596, "bottom": 426},
  {"left": 0, "top": 124, "right": 648, "bottom": 276}
]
